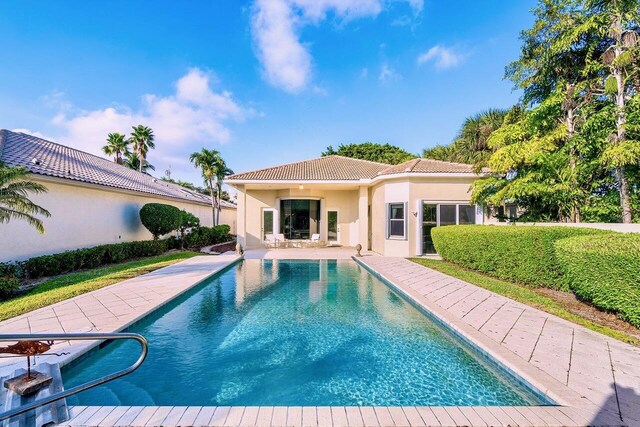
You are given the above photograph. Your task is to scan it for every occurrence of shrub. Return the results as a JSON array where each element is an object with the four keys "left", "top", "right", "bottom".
[
  {"left": 555, "top": 233, "right": 640, "bottom": 327},
  {"left": 0, "top": 276, "right": 19, "bottom": 300},
  {"left": 183, "top": 225, "right": 232, "bottom": 249},
  {"left": 139, "top": 203, "right": 182, "bottom": 239},
  {"left": 20, "top": 239, "right": 169, "bottom": 279},
  {"left": 431, "top": 225, "right": 607, "bottom": 289}
]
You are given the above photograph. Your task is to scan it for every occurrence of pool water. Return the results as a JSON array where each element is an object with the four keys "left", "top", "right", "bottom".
[{"left": 64, "top": 260, "right": 545, "bottom": 406}]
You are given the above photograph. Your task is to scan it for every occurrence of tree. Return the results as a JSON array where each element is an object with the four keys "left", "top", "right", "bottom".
[
  {"left": 504, "top": 0, "right": 605, "bottom": 222},
  {"left": 178, "top": 210, "right": 200, "bottom": 248},
  {"left": 190, "top": 148, "right": 224, "bottom": 226},
  {"left": 0, "top": 163, "right": 51, "bottom": 233},
  {"left": 322, "top": 142, "right": 416, "bottom": 164},
  {"left": 129, "top": 125, "right": 155, "bottom": 173},
  {"left": 102, "top": 132, "right": 130, "bottom": 165},
  {"left": 592, "top": 0, "right": 640, "bottom": 222},
  {"left": 214, "top": 159, "right": 234, "bottom": 225},
  {"left": 423, "top": 109, "right": 508, "bottom": 171},
  {"left": 123, "top": 151, "right": 155, "bottom": 174},
  {"left": 139, "top": 203, "right": 182, "bottom": 239}
]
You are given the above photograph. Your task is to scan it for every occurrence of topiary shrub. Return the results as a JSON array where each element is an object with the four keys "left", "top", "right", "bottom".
[
  {"left": 555, "top": 233, "right": 640, "bottom": 327},
  {"left": 0, "top": 275, "right": 19, "bottom": 300},
  {"left": 139, "top": 203, "right": 182, "bottom": 239},
  {"left": 431, "top": 225, "right": 608, "bottom": 289}
]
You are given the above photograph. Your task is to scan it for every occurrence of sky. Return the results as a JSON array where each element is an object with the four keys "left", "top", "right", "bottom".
[{"left": 0, "top": 0, "right": 537, "bottom": 188}]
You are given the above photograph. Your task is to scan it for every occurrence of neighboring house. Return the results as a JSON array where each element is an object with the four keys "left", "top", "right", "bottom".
[
  {"left": 227, "top": 155, "right": 485, "bottom": 257},
  {"left": 0, "top": 130, "right": 236, "bottom": 262}
]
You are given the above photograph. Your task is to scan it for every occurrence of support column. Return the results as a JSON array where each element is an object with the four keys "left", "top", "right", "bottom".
[
  {"left": 358, "top": 186, "right": 369, "bottom": 249},
  {"left": 236, "top": 185, "right": 246, "bottom": 248}
]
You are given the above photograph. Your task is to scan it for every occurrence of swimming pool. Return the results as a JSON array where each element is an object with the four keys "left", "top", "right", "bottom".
[{"left": 64, "top": 259, "right": 547, "bottom": 406}]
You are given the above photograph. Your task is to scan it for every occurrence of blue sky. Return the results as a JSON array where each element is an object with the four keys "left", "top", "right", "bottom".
[{"left": 0, "top": 0, "right": 536, "bottom": 186}]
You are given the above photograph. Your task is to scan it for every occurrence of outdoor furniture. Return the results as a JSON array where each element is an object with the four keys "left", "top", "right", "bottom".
[
  {"left": 264, "top": 233, "right": 281, "bottom": 248},
  {"left": 310, "top": 234, "right": 321, "bottom": 247}
]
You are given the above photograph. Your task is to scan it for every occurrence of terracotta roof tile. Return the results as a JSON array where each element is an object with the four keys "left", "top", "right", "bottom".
[
  {"left": 0, "top": 129, "right": 236, "bottom": 208},
  {"left": 228, "top": 155, "right": 482, "bottom": 182},
  {"left": 227, "top": 155, "right": 390, "bottom": 181}
]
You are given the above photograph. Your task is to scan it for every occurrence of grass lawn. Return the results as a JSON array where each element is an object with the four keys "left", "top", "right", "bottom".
[
  {"left": 0, "top": 251, "right": 201, "bottom": 322},
  {"left": 409, "top": 258, "right": 639, "bottom": 346}
]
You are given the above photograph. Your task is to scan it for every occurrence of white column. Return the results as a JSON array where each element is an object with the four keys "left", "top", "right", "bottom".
[
  {"left": 358, "top": 186, "right": 369, "bottom": 249},
  {"left": 236, "top": 185, "right": 246, "bottom": 248}
]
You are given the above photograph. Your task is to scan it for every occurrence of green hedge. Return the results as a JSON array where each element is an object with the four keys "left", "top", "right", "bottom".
[
  {"left": 2, "top": 239, "right": 171, "bottom": 280},
  {"left": 183, "top": 225, "right": 232, "bottom": 249},
  {"left": 431, "top": 225, "right": 607, "bottom": 289},
  {"left": 556, "top": 233, "right": 640, "bottom": 327}
]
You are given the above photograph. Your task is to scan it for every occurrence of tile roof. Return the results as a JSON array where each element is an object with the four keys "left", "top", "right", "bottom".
[
  {"left": 227, "top": 155, "right": 390, "bottom": 181},
  {"left": 227, "top": 155, "right": 482, "bottom": 182},
  {"left": 0, "top": 129, "right": 236, "bottom": 208},
  {"left": 376, "top": 158, "right": 487, "bottom": 175}
]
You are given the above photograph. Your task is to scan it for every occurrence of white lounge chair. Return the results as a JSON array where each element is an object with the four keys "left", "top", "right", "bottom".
[
  {"left": 310, "top": 234, "right": 321, "bottom": 247},
  {"left": 264, "top": 233, "right": 278, "bottom": 248}
]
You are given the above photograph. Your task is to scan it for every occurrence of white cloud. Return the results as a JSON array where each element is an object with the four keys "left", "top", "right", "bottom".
[
  {"left": 417, "top": 45, "right": 464, "bottom": 69},
  {"left": 378, "top": 63, "right": 398, "bottom": 82},
  {"left": 251, "top": 0, "right": 422, "bottom": 93},
  {"left": 49, "top": 68, "right": 252, "bottom": 176}
]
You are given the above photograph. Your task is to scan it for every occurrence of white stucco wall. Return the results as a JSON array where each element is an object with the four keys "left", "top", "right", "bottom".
[
  {"left": 370, "top": 176, "right": 477, "bottom": 257},
  {"left": 0, "top": 176, "right": 236, "bottom": 262}
]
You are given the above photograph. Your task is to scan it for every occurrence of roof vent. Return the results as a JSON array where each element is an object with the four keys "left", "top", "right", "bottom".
[{"left": 31, "top": 157, "right": 41, "bottom": 166}]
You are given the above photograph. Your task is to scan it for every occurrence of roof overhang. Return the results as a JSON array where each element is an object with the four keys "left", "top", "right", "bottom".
[{"left": 227, "top": 172, "right": 484, "bottom": 189}]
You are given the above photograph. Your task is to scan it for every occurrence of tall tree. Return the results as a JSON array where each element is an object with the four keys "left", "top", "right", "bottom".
[
  {"left": 190, "top": 148, "right": 224, "bottom": 226},
  {"left": 0, "top": 163, "right": 51, "bottom": 233},
  {"left": 592, "top": 0, "right": 640, "bottom": 222},
  {"left": 102, "top": 132, "right": 130, "bottom": 165},
  {"left": 423, "top": 109, "right": 508, "bottom": 171},
  {"left": 129, "top": 125, "right": 155, "bottom": 173},
  {"left": 504, "top": 0, "right": 603, "bottom": 222},
  {"left": 322, "top": 142, "right": 416, "bottom": 165},
  {"left": 214, "top": 160, "right": 234, "bottom": 225}
]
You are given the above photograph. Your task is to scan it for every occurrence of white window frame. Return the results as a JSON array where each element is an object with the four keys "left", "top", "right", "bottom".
[{"left": 386, "top": 202, "right": 407, "bottom": 240}]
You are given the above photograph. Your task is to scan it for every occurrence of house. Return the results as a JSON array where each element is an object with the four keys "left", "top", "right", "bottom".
[
  {"left": 0, "top": 130, "right": 236, "bottom": 262},
  {"left": 226, "top": 155, "right": 485, "bottom": 257}
]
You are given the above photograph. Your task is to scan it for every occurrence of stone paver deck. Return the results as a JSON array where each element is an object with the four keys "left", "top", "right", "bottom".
[{"left": 2, "top": 253, "right": 639, "bottom": 426}]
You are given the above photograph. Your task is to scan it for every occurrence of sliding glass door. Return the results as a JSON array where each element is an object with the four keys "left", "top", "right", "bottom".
[
  {"left": 422, "top": 202, "right": 477, "bottom": 254},
  {"left": 280, "top": 199, "right": 321, "bottom": 240}
]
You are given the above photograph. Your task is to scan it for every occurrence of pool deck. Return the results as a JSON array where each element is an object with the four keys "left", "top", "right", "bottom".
[{"left": 0, "top": 251, "right": 638, "bottom": 426}]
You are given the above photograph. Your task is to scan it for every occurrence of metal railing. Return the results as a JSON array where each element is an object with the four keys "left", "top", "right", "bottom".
[{"left": 0, "top": 333, "right": 148, "bottom": 422}]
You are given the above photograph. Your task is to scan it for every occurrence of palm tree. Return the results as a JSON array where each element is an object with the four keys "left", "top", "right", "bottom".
[
  {"left": 214, "top": 160, "right": 234, "bottom": 225},
  {"left": 102, "top": 132, "right": 129, "bottom": 164},
  {"left": 190, "top": 148, "right": 223, "bottom": 225},
  {"left": 123, "top": 152, "right": 155, "bottom": 174},
  {"left": 129, "top": 125, "right": 155, "bottom": 172},
  {"left": 0, "top": 163, "right": 51, "bottom": 233}
]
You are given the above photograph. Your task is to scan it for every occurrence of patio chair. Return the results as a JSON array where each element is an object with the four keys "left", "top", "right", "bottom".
[
  {"left": 310, "top": 233, "right": 321, "bottom": 247},
  {"left": 274, "top": 233, "right": 286, "bottom": 248},
  {"left": 264, "top": 233, "right": 279, "bottom": 249}
]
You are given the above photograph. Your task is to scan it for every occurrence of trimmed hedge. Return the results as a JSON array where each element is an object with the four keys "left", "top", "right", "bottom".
[
  {"left": 431, "top": 225, "right": 607, "bottom": 289},
  {"left": 2, "top": 239, "right": 170, "bottom": 280},
  {"left": 555, "top": 233, "right": 640, "bottom": 327},
  {"left": 183, "top": 225, "right": 232, "bottom": 249}
]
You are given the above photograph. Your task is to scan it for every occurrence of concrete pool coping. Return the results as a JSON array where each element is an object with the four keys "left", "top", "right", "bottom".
[{"left": 1, "top": 252, "right": 637, "bottom": 426}]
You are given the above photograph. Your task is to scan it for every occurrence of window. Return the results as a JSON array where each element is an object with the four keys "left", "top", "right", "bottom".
[
  {"left": 387, "top": 203, "right": 406, "bottom": 239},
  {"left": 458, "top": 204, "right": 476, "bottom": 224}
]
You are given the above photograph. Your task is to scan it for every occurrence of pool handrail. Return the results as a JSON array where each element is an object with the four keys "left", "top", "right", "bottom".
[{"left": 0, "top": 332, "right": 148, "bottom": 422}]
